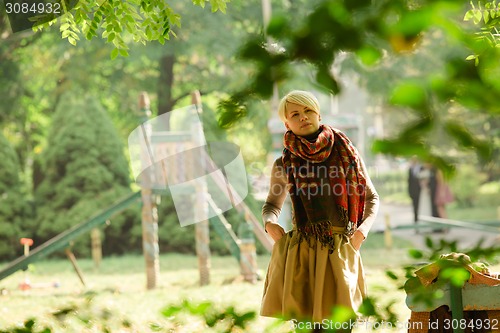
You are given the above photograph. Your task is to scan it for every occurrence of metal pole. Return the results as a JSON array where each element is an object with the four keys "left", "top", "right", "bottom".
[{"left": 449, "top": 284, "right": 465, "bottom": 333}]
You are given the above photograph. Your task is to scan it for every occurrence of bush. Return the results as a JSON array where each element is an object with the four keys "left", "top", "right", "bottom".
[
  {"left": 449, "top": 165, "right": 488, "bottom": 208},
  {"left": 35, "top": 94, "right": 140, "bottom": 257},
  {"left": 0, "top": 132, "right": 32, "bottom": 260},
  {"left": 477, "top": 181, "right": 500, "bottom": 208}
]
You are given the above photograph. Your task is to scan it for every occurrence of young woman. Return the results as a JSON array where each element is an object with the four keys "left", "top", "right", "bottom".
[{"left": 260, "top": 90, "right": 379, "bottom": 328}]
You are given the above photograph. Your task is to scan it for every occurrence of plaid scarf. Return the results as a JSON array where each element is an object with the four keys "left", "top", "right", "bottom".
[{"left": 282, "top": 125, "right": 366, "bottom": 249}]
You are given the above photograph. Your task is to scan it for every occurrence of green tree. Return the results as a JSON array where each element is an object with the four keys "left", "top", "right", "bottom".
[
  {"left": 0, "top": 132, "right": 31, "bottom": 260},
  {"left": 35, "top": 94, "right": 140, "bottom": 256}
]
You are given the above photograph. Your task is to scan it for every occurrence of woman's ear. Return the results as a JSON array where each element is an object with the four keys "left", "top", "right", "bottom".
[{"left": 285, "top": 122, "right": 290, "bottom": 130}]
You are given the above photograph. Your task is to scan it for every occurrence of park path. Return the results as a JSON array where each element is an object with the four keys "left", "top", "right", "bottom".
[{"left": 373, "top": 201, "right": 500, "bottom": 251}]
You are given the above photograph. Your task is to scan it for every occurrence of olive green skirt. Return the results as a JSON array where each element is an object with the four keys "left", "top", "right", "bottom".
[{"left": 260, "top": 228, "right": 366, "bottom": 322}]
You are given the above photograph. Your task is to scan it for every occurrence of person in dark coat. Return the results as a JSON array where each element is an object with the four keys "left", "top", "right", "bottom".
[{"left": 408, "top": 157, "right": 422, "bottom": 224}]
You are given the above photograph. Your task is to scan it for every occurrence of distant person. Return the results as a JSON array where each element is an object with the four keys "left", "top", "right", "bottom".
[
  {"left": 408, "top": 157, "right": 422, "bottom": 224},
  {"left": 434, "top": 169, "right": 454, "bottom": 219},
  {"left": 417, "top": 163, "right": 434, "bottom": 219},
  {"left": 419, "top": 163, "right": 445, "bottom": 232}
]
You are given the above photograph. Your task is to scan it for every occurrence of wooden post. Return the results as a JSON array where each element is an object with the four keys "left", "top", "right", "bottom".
[
  {"left": 90, "top": 228, "right": 102, "bottom": 270},
  {"left": 65, "top": 248, "right": 86, "bottom": 287},
  {"left": 139, "top": 92, "right": 160, "bottom": 290},
  {"left": 384, "top": 213, "right": 393, "bottom": 250},
  {"left": 239, "top": 213, "right": 257, "bottom": 283},
  {"left": 192, "top": 90, "right": 211, "bottom": 286}
]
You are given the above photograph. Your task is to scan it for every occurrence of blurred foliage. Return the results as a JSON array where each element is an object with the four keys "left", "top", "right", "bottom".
[
  {"left": 398, "top": 238, "right": 500, "bottom": 312},
  {"left": 161, "top": 299, "right": 257, "bottom": 333},
  {"left": 464, "top": 0, "right": 500, "bottom": 64},
  {"left": 371, "top": 170, "right": 408, "bottom": 200},
  {"left": 217, "top": 0, "right": 499, "bottom": 177},
  {"left": 0, "top": 292, "right": 135, "bottom": 333},
  {"left": 24, "top": 0, "right": 230, "bottom": 58},
  {"left": 449, "top": 164, "right": 488, "bottom": 207},
  {"left": 34, "top": 94, "right": 140, "bottom": 257}
]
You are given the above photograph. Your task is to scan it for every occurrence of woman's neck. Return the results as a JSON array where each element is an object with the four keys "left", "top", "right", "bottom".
[{"left": 303, "top": 128, "right": 322, "bottom": 141}]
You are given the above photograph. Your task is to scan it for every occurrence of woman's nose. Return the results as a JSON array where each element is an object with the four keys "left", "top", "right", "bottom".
[{"left": 300, "top": 114, "right": 308, "bottom": 121}]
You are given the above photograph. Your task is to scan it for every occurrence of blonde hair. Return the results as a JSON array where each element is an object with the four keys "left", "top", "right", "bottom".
[{"left": 278, "top": 90, "right": 320, "bottom": 122}]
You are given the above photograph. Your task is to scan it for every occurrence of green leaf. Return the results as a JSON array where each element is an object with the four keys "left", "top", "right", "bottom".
[
  {"left": 192, "top": 0, "right": 205, "bottom": 8},
  {"left": 473, "top": 10, "right": 482, "bottom": 24},
  {"left": 409, "top": 249, "right": 423, "bottom": 259},
  {"left": 161, "top": 305, "right": 182, "bottom": 317},
  {"left": 390, "top": 82, "right": 427, "bottom": 109},
  {"left": 385, "top": 270, "right": 399, "bottom": 280},
  {"left": 444, "top": 121, "right": 492, "bottom": 160},
  {"left": 266, "top": 15, "right": 288, "bottom": 38},
  {"left": 425, "top": 237, "right": 434, "bottom": 249},
  {"left": 358, "top": 297, "right": 377, "bottom": 316},
  {"left": 355, "top": 45, "right": 382, "bottom": 66},
  {"left": 440, "top": 267, "right": 470, "bottom": 287},
  {"left": 62, "top": 30, "right": 71, "bottom": 38},
  {"left": 110, "top": 48, "right": 119, "bottom": 60},
  {"left": 316, "top": 68, "right": 340, "bottom": 94},
  {"left": 107, "top": 32, "right": 116, "bottom": 43},
  {"left": 60, "top": 23, "right": 70, "bottom": 31},
  {"left": 483, "top": 10, "right": 490, "bottom": 23},
  {"left": 210, "top": 0, "right": 228, "bottom": 13},
  {"left": 372, "top": 139, "right": 427, "bottom": 157},
  {"left": 464, "top": 10, "right": 474, "bottom": 21},
  {"left": 188, "top": 301, "right": 212, "bottom": 315}
]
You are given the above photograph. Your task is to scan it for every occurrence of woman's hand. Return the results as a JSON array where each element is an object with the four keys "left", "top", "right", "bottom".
[
  {"left": 265, "top": 222, "right": 286, "bottom": 242},
  {"left": 350, "top": 230, "right": 365, "bottom": 251}
]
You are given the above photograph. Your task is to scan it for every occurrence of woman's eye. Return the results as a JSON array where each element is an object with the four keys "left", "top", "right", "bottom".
[{"left": 291, "top": 114, "right": 298, "bottom": 117}]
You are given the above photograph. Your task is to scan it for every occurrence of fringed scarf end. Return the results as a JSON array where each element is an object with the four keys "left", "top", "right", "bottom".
[{"left": 296, "top": 220, "right": 337, "bottom": 254}]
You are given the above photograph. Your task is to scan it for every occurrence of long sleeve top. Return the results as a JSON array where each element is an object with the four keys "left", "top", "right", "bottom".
[{"left": 262, "top": 156, "right": 380, "bottom": 239}]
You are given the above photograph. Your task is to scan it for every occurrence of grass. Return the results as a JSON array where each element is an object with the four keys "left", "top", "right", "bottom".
[
  {"left": 447, "top": 204, "right": 500, "bottom": 222},
  {"left": 0, "top": 237, "right": 418, "bottom": 333},
  {"left": 1, "top": 222, "right": 498, "bottom": 332}
]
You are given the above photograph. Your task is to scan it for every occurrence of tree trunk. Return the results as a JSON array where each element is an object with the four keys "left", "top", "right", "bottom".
[{"left": 157, "top": 54, "right": 175, "bottom": 130}]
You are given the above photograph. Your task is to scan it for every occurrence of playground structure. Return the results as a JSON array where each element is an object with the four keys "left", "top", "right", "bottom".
[
  {"left": 0, "top": 91, "right": 273, "bottom": 289},
  {"left": 135, "top": 90, "right": 273, "bottom": 287}
]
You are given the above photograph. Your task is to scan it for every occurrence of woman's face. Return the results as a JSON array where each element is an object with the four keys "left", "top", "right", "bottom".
[{"left": 284, "top": 102, "right": 321, "bottom": 136}]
